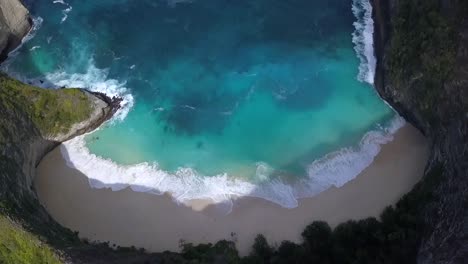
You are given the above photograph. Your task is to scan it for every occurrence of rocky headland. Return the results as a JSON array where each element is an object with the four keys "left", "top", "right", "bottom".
[
  {"left": 0, "top": 0, "right": 466, "bottom": 263},
  {"left": 372, "top": 0, "right": 468, "bottom": 262}
]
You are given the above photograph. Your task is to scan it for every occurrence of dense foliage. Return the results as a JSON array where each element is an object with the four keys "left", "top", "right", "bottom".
[
  {"left": 387, "top": 0, "right": 460, "bottom": 119},
  {"left": 0, "top": 214, "right": 61, "bottom": 264},
  {"left": 0, "top": 74, "right": 92, "bottom": 135}
]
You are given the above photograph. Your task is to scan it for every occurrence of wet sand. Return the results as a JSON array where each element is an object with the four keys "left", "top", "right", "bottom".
[{"left": 35, "top": 124, "right": 429, "bottom": 255}]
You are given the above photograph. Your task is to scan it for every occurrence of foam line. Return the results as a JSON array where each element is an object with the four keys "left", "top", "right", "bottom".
[
  {"left": 352, "top": 0, "right": 376, "bottom": 84},
  {"left": 3, "top": 0, "right": 406, "bottom": 212},
  {"left": 0, "top": 16, "right": 43, "bottom": 68},
  {"left": 60, "top": 115, "right": 404, "bottom": 210},
  {"left": 44, "top": 61, "right": 134, "bottom": 121}
]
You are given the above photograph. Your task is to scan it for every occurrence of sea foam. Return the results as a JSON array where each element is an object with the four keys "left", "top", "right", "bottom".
[
  {"left": 45, "top": 62, "right": 134, "bottom": 121},
  {"left": 7, "top": 0, "right": 404, "bottom": 211},
  {"left": 53, "top": 0, "right": 72, "bottom": 23},
  {"left": 352, "top": 0, "right": 376, "bottom": 84},
  {"left": 0, "top": 16, "right": 43, "bottom": 68},
  {"left": 60, "top": 115, "right": 404, "bottom": 210},
  {"left": 59, "top": 0, "right": 401, "bottom": 210}
]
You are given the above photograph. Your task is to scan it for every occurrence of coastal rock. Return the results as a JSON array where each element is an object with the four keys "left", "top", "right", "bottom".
[
  {"left": 0, "top": 74, "right": 127, "bottom": 263},
  {"left": 50, "top": 90, "right": 122, "bottom": 142},
  {"left": 0, "top": 0, "right": 467, "bottom": 263},
  {"left": 371, "top": 0, "right": 468, "bottom": 263},
  {"left": 0, "top": 0, "right": 31, "bottom": 61},
  {"left": 0, "top": 75, "right": 121, "bottom": 202}
]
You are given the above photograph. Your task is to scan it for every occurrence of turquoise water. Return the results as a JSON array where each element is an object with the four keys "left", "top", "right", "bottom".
[{"left": 3, "top": 0, "right": 398, "bottom": 207}]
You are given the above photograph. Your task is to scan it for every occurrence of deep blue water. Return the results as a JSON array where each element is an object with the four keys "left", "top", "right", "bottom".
[{"left": 3, "top": 0, "right": 399, "bottom": 207}]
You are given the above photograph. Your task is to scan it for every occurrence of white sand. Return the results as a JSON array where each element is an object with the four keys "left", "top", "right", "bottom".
[{"left": 34, "top": 124, "right": 429, "bottom": 256}]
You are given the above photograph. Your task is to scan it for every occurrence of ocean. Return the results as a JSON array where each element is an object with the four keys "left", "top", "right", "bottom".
[{"left": 2, "top": 0, "right": 402, "bottom": 209}]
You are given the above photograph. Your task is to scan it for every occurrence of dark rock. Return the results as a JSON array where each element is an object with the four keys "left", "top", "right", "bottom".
[{"left": 371, "top": 0, "right": 468, "bottom": 263}]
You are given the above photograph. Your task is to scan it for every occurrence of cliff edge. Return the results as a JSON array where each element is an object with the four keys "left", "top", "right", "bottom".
[
  {"left": 0, "top": 0, "right": 467, "bottom": 263},
  {"left": 0, "top": 1, "right": 132, "bottom": 262},
  {"left": 371, "top": 0, "right": 468, "bottom": 263}
]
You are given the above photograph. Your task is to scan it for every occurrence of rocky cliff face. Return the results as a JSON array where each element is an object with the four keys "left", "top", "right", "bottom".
[
  {"left": 0, "top": 2, "right": 129, "bottom": 262},
  {"left": 371, "top": 0, "right": 468, "bottom": 263},
  {"left": 1, "top": 0, "right": 467, "bottom": 263},
  {"left": 0, "top": 74, "right": 136, "bottom": 263},
  {"left": 0, "top": 76, "right": 121, "bottom": 204},
  {"left": 0, "top": 0, "right": 31, "bottom": 61}
]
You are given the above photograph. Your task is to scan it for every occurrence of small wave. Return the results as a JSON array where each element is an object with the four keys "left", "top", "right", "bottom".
[
  {"left": 296, "top": 116, "right": 405, "bottom": 198},
  {"left": 53, "top": 0, "right": 72, "bottom": 23},
  {"left": 61, "top": 115, "right": 404, "bottom": 211},
  {"left": 44, "top": 61, "right": 134, "bottom": 121},
  {"left": 1, "top": 16, "right": 43, "bottom": 66},
  {"left": 26, "top": 17, "right": 44, "bottom": 42},
  {"left": 29, "top": 46, "right": 41, "bottom": 51},
  {"left": 181, "top": 105, "right": 196, "bottom": 110},
  {"left": 352, "top": 0, "right": 376, "bottom": 84},
  {"left": 61, "top": 6, "right": 73, "bottom": 23}
]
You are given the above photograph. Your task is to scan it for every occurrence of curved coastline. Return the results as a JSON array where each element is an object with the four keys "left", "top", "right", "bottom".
[
  {"left": 3, "top": 0, "right": 430, "bottom": 258},
  {"left": 35, "top": 124, "right": 429, "bottom": 255},
  {"left": 0, "top": 0, "right": 466, "bottom": 262},
  {"left": 58, "top": 115, "right": 405, "bottom": 210},
  {"left": 25, "top": 0, "right": 402, "bottom": 210}
]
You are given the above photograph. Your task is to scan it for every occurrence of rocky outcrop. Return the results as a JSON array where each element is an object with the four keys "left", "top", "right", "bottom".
[
  {"left": 0, "top": 75, "right": 135, "bottom": 263},
  {"left": 371, "top": 0, "right": 468, "bottom": 263},
  {"left": 0, "top": 0, "right": 31, "bottom": 61},
  {"left": 0, "top": 0, "right": 467, "bottom": 263},
  {"left": 51, "top": 91, "right": 123, "bottom": 143},
  {"left": 0, "top": 77, "right": 121, "bottom": 201}
]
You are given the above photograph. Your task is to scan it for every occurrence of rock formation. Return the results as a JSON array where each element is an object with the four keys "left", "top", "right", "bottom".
[
  {"left": 371, "top": 0, "right": 468, "bottom": 263},
  {"left": 0, "top": 0, "right": 31, "bottom": 61}
]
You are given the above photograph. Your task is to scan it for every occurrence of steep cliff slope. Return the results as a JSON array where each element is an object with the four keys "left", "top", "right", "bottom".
[
  {"left": 0, "top": 75, "right": 126, "bottom": 263},
  {"left": 0, "top": 0, "right": 467, "bottom": 263},
  {"left": 372, "top": 0, "right": 468, "bottom": 263},
  {"left": 0, "top": 0, "right": 31, "bottom": 61},
  {"left": 0, "top": 2, "right": 197, "bottom": 263}
]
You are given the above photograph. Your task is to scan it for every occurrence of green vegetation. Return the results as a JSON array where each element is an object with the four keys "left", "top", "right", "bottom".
[
  {"left": 170, "top": 165, "right": 443, "bottom": 264},
  {"left": 0, "top": 71, "right": 446, "bottom": 263},
  {"left": 0, "top": 0, "right": 459, "bottom": 260},
  {"left": 387, "top": 0, "right": 459, "bottom": 118},
  {"left": 0, "top": 214, "right": 61, "bottom": 264},
  {"left": 0, "top": 74, "right": 93, "bottom": 264},
  {"left": 0, "top": 74, "right": 92, "bottom": 135},
  {"left": 181, "top": 240, "right": 241, "bottom": 263}
]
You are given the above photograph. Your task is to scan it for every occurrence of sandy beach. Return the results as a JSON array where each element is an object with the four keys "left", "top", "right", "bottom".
[{"left": 34, "top": 124, "right": 429, "bottom": 256}]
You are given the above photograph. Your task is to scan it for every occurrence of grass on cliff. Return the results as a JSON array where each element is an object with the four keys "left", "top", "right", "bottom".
[
  {"left": 0, "top": 74, "right": 92, "bottom": 135},
  {"left": 0, "top": 214, "right": 61, "bottom": 264}
]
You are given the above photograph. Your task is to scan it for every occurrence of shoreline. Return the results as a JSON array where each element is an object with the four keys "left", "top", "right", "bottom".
[{"left": 35, "top": 124, "right": 429, "bottom": 256}]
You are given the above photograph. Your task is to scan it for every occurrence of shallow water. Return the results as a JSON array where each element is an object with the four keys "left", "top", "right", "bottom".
[{"left": 3, "top": 0, "right": 399, "bottom": 208}]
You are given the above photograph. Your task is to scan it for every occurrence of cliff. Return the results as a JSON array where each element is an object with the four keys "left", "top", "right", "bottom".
[
  {"left": 0, "top": 2, "right": 129, "bottom": 263},
  {"left": 0, "top": 0, "right": 31, "bottom": 61},
  {"left": 1, "top": 0, "right": 467, "bottom": 263},
  {"left": 371, "top": 0, "right": 468, "bottom": 263},
  {"left": 0, "top": 74, "right": 124, "bottom": 263},
  {"left": 0, "top": 74, "right": 121, "bottom": 203}
]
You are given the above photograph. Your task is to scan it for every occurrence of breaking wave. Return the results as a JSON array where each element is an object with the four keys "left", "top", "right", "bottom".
[
  {"left": 4, "top": 0, "right": 405, "bottom": 212},
  {"left": 352, "top": 0, "right": 376, "bottom": 84},
  {"left": 60, "top": 114, "right": 404, "bottom": 210}
]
